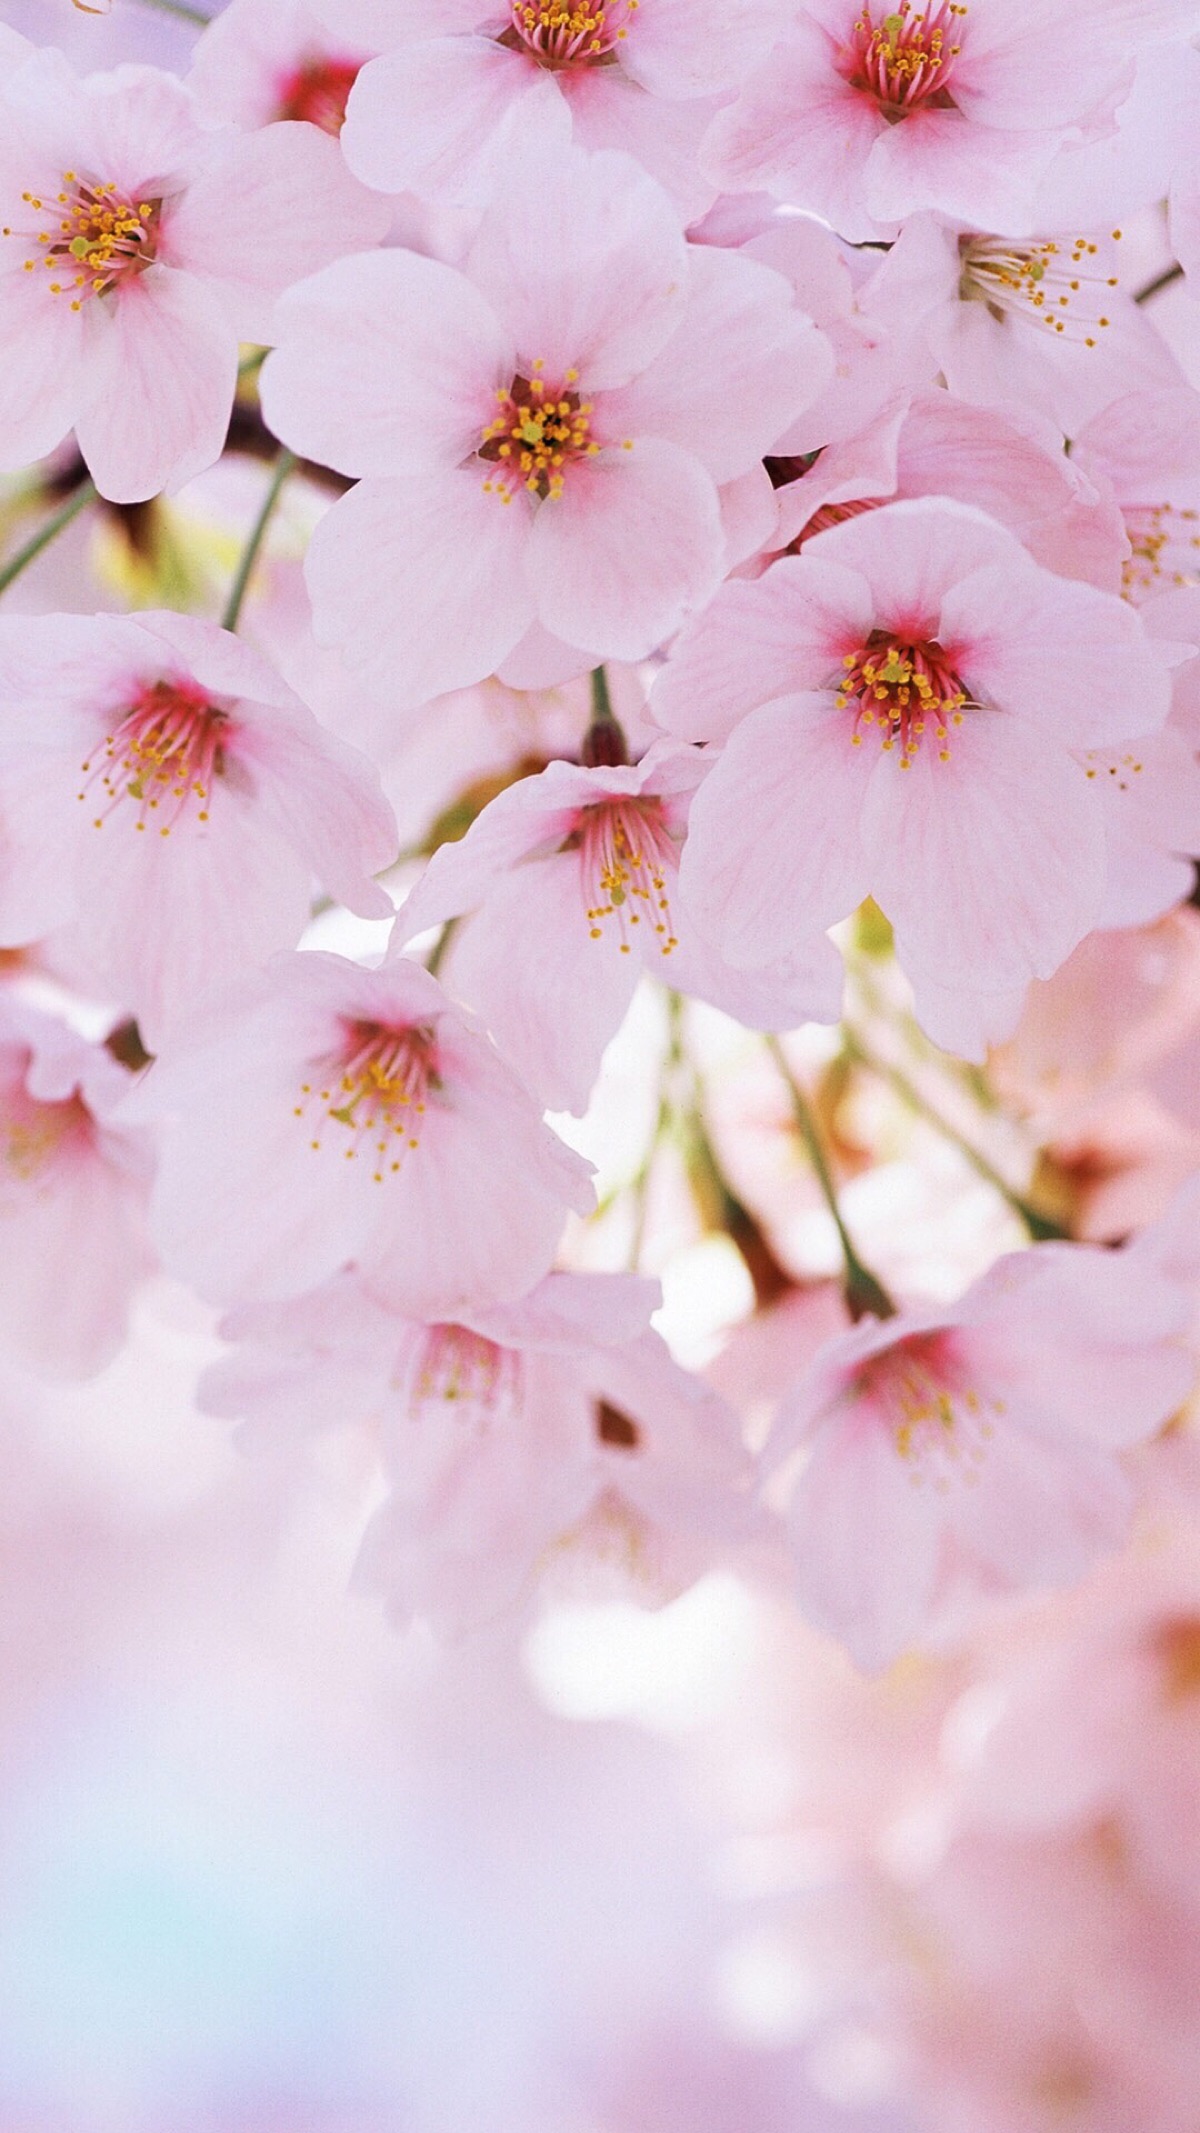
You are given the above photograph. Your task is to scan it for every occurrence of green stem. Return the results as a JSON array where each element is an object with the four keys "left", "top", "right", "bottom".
[
  {"left": 0, "top": 480, "right": 98, "bottom": 598},
  {"left": 765, "top": 1035, "right": 896, "bottom": 1321},
  {"left": 221, "top": 449, "right": 297, "bottom": 632},
  {"left": 843, "top": 1028, "right": 1069, "bottom": 1242},
  {"left": 590, "top": 665, "right": 615, "bottom": 723}
]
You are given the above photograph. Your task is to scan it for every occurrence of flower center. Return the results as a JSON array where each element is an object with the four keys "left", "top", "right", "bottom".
[
  {"left": 837, "top": 632, "right": 969, "bottom": 766},
  {"left": 479, "top": 363, "right": 603, "bottom": 502},
  {"left": 405, "top": 1324, "right": 521, "bottom": 1426},
  {"left": 78, "top": 677, "right": 228, "bottom": 835},
  {"left": 959, "top": 233, "right": 1120, "bottom": 345},
  {"left": 275, "top": 55, "right": 362, "bottom": 133},
  {"left": 298, "top": 1020, "right": 437, "bottom": 1182},
  {"left": 844, "top": 2, "right": 967, "bottom": 118},
  {"left": 502, "top": 0, "right": 637, "bottom": 69},
  {"left": 1120, "top": 503, "right": 1200, "bottom": 601},
  {"left": 854, "top": 1331, "right": 1001, "bottom": 1488},
  {"left": 572, "top": 796, "right": 679, "bottom": 956},
  {"left": 5, "top": 173, "right": 159, "bottom": 309},
  {"left": 1, "top": 1068, "right": 90, "bottom": 1185}
]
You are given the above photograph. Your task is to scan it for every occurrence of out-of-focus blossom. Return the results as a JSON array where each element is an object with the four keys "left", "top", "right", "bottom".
[
  {"left": 189, "top": 0, "right": 377, "bottom": 133},
  {"left": 0, "top": 993, "right": 154, "bottom": 1376},
  {"left": 763, "top": 1241, "right": 1195, "bottom": 1669},
  {"left": 203, "top": 1266, "right": 755, "bottom": 1633}
]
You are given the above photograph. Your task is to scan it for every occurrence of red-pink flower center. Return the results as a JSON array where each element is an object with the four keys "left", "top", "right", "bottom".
[
  {"left": 837, "top": 632, "right": 969, "bottom": 765},
  {"left": 844, "top": 2, "right": 967, "bottom": 118},
  {"left": 573, "top": 795, "right": 679, "bottom": 957},
  {"left": 852, "top": 1330, "right": 1000, "bottom": 1486},
  {"left": 298, "top": 1020, "right": 437, "bottom": 1183},
  {"left": 406, "top": 1324, "right": 521, "bottom": 1424},
  {"left": 503, "top": 0, "right": 637, "bottom": 69},
  {"left": 479, "top": 363, "right": 604, "bottom": 502},
  {"left": 79, "top": 677, "right": 228, "bottom": 835},
  {"left": 275, "top": 55, "right": 362, "bottom": 133},
  {"left": 5, "top": 172, "right": 159, "bottom": 309}
]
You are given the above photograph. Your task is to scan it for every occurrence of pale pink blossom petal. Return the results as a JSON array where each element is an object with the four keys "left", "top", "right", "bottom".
[
  {"left": 259, "top": 248, "right": 513, "bottom": 479},
  {"left": 526, "top": 439, "right": 723, "bottom": 660},
  {"left": 304, "top": 474, "right": 538, "bottom": 707},
  {"left": 341, "top": 35, "right": 563, "bottom": 200},
  {"left": 73, "top": 266, "right": 238, "bottom": 505}
]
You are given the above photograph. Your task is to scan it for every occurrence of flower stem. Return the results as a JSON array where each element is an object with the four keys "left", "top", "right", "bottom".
[
  {"left": 765, "top": 1036, "right": 896, "bottom": 1322},
  {"left": 582, "top": 664, "right": 629, "bottom": 766},
  {"left": 0, "top": 480, "right": 98, "bottom": 599},
  {"left": 842, "top": 1028, "right": 1070, "bottom": 1241},
  {"left": 221, "top": 450, "right": 297, "bottom": 633},
  {"left": 1135, "top": 262, "right": 1184, "bottom": 304}
]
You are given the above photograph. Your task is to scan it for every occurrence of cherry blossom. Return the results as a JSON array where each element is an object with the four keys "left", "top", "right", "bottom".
[
  {"left": 0, "top": 610, "right": 398, "bottom": 1045},
  {"left": 123, "top": 949, "right": 595, "bottom": 1314},
  {"left": 654, "top": 496, "right": 1174, "bottom": 1054},
  {"left": 0, "top": 995, "right": 154, "bottom": 1377},
  {"left": 702, "top": 0, "right": 1200, "bottom": 242},
  {"left": 203, "top": 1266, "right": 754, "bottom": 1632},
  {"left": 764, "top": 1241, "right": 1196, "bottom": 1670},
  {"left": 259, "top": 137, "right": 832, "bottom": 706},
  {"left": 188, "top": 0, "right": 376, "bottom": 133},
  {"left": 338, "top": 0, "right": 790, "bottom": 220},
  {"left": 0, "top": 47, "right": 389, "bottom": 501},
  {"left": 394, "top": 743, "right": 843, "bottom": 1113}
]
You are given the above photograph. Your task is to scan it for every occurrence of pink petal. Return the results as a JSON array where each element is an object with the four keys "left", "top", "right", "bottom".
[
  {"left": 526, "top": 438, "right": 723, "bottom": 662},
  {"left": 260, "top": 248, "right": 512, "bottom": 478},
  {"left": 600, "top": 244, "right": 833, "bottom": 486},
  {"left": 941, "top": 564, "right": 1174, "bottom": 748},
  {"left": 466, "top": 137, "right": 688, "bottom": 392},
  {"left": 73, "top": 265, "right": 237, "bottom": 503},
  {"left": 304, "top": 472, "right": 537, "bottom": 706},
  {"left": 701, "top": 21, "right": 890, "bottom": 241},
  {"left": 785, "top": 1413, "right": 942, "bottom": 1672},
  {"left": 166, "top": 120, "right": 390, "bottom": 343},
  {"left": 806, "top": 497, "right": 1028, "bottom": 641},
  {"left": 864, "top": 711, "right": 1106, "bottom": 995},
  {"left": 652, "top": 556, "right": 873, "bottom": 743},
  {"left": 680, "top": 694, "right": 875, "bottom": 963},
  {"left": 341, "top": 37, "right": 562, "bottom": 200}
]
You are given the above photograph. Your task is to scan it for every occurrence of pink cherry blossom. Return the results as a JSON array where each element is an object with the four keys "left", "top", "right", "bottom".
[
  {"left": 0, "top": 48, "right": 389, "bottom": 502},
  {"left": 338, "top": 0, "right": 791, "bottom": 220},
  {"left": 654, "top": 497, "right": 1174, "bottom": 1055},
  {"left": 767, "top": 389, "right": 1129, "bottom": 593},
  {"left": 764, "top": 1241, "right": 1196, "bottom": 1670},
  {"left": 123, "top": 949, "right": 595, "bottom": 1314},
  {"left": 702, "top": 0, "right": 1200, "bottom": 242},
  {"left": 858, "top": 212, "right": 1184, "bottom": 437},
  {"left": 1086, "top": 587, "right": 1200, "bottom": 928},
  {"left": 188, "top": 0, "right": 376, "bottom": 133},
  {"left": 394, "top": 743, "right": 843, "bottom": 1114},
  {"left": 1071, "top": 386, "right": 1200, "bottom": 605},
  {"left": 259, "top": 138, "right": 832, "bottom": 705},
  {"left": 0, "top": 611, "right": 398, "bottom": 1046},
  {"left": 203, "top": 1265, "right": 753, "bottom": 1632},
  {"left": 0, "top": 994, "right": 154, "bottom": 1378}
]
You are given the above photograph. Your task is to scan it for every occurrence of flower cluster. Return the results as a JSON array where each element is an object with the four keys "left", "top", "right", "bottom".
[{"left": 3, "top": 0, "right": 1200, "bottom": 2122}]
